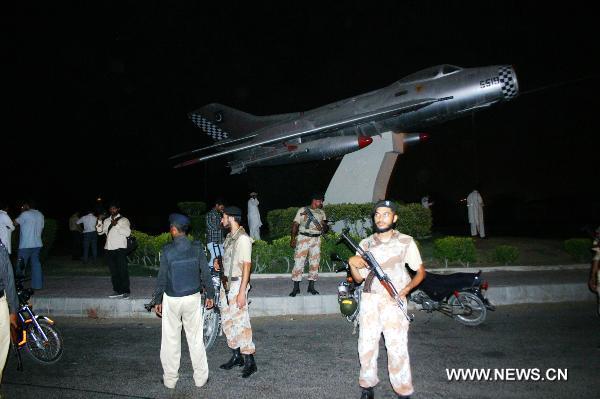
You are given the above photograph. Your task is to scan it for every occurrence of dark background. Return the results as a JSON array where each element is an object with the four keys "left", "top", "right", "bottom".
[{"left": 5, "top": 1, "right": 599, "bottom": 240}]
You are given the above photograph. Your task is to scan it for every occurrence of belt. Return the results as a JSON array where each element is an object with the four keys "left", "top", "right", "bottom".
[
  {"left": 299, "top": 232, "right": 321, "bottom": 238},
  {"left": 229, "top": 277, "right": 240, "bottom": 281}
]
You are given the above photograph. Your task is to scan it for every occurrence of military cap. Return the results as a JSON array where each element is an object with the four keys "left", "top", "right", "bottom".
[
  {"left": 223, "top": 206, "right": 242, "bottom": 217},
  {"left": 168, "top": 213, "right": 191, "bottom": 226},
  {"left": 372, "top": 199, "right": 398, "bottom": 214}
]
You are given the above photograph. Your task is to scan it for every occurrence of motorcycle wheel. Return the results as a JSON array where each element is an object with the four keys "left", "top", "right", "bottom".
[
  {"left": 203, "top": 308, "right": 220, "bottom": 351},
  {"left": 448, "top": 292, "right": 487, "bottom": 326},
  {"left": 25, "top": 320, "right": 64, "bottom": 364}
]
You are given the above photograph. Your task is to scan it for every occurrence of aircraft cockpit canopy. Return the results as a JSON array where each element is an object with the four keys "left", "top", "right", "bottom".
[{"left": 398, "top": 64, "right": 462, "bottom": 84}]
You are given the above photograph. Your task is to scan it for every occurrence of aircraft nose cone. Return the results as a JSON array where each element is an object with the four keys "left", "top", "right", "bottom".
[
  {"left": 499, "top": 65, "right": 519, "bottom": 100},
  {"left": 358, "top": 136, "right": 373, "bottom": 149}
]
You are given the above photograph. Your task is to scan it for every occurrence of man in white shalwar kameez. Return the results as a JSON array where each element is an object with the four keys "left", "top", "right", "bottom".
[
  {"left": 467, "top": 189, "right": 485, "bottom": 238},
  {"left": 247, "top": 192, "right": 262, "bottom": 240}
]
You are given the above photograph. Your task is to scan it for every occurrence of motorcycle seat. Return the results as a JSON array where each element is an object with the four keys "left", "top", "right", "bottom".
[{"left": 418, "top": 271, "right": 482, "bottom": 301}]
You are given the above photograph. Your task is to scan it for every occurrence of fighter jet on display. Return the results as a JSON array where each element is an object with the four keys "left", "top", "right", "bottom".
[{"left": 171, "top": 64, "right": 518, "bottom": 174}]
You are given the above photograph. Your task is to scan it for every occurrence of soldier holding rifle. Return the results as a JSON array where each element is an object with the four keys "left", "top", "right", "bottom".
[
  {"left": 289, "top": 192, "right": 328, "bottom": 296},
  {"left": 215, "top": 206, "right": 257, "bottom": 378},
  {"left": 348, "top": 200, "right": 426, "bottom": 399}
]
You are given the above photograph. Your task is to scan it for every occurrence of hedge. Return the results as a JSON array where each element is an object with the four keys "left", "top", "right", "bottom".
[
  {"left": 433, "top": 236, "right": 477, "bottom": 267},
  {"left": 492, "top": 245, "right": 519, "bottom": 265},
  {"left": 267, "top": 202, "right": 431, "bottom": 239},
  {"left": 252, "top": 232, "right": 357, "bottom": 274},
  {"left": 127, "top": 230, "right": 358, "bottom": 273},
  {"left": 177, "top": 202, "right": 207, "bottom": 239},
  {"left": 563, "top": 238, "right": 593, "bottom": 263},
  {"left": 128, "top": 230, "right": 200, "bottom": 268}
]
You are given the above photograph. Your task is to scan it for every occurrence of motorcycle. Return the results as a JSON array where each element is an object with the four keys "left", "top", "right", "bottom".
[
  {"left": 332, "top": 253, "right": 495, "bottom": 328},
  {"left": 332, "top": 254, "right": 362, "bottom": 333},
  {"left": 12, "top": 278, "right": 64, "bottom": 370},
  {"left": 202, "top": 267, "right": 222, "bottom": 351},
  {"left": 409, "top": 270, "right": 496, "bottom": 326}
]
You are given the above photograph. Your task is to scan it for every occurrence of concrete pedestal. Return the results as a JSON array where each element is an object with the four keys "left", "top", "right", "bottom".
[{"left": 324, "top": 131, "right": 404, "bottom": 204}]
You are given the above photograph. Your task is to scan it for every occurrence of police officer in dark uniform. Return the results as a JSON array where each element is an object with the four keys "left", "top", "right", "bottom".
[{"left": 152, "top": 213, "right": 215, "bottom": 389}]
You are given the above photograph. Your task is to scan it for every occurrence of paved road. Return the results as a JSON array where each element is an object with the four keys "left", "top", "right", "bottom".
[{"left": 3, "top": 302, "right": 598, "bottom": 399}]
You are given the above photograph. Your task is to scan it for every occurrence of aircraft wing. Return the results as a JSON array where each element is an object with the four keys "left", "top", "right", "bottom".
[{"left": 174, "top": 96, "right": 450, "bottom": 168}]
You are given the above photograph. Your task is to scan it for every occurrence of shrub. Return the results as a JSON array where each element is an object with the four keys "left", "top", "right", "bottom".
[
  {"left": 433, "top": 236, "right": 477, "bottom": 266},
  {"left": 397, "top": 203, "right": 432, "bottom": 239},
  {"left": 492, "top": 245, "right": 519, "bottom": 265},
  {"left": 128, "top": 231, "right": 174, "bottom": 268},
  {"left": 177, "top": 202, "right": 207, "bottom": 240},
  {"left": 266, "top": 207, "right": 298, "bottom": 239},
  {"left": 252, "top": 236, "right": 295, "bottom": 273},
  {"left": 266, "top": 202, "right": 431, "bottom": 239},
  {"left": 251, "top": 232, "right": 357, "bottom": 274},
  {"left": 41, "top": 218, "right": 58, "bottom": 261},
  {"left": 563, "top": 238, "right": 592, "bottom": 262}
]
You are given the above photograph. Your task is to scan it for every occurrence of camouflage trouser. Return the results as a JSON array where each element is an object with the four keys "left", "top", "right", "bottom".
[
  {"left": 220, "top": 280, "right": 255, "bottom": 355},
  {"left": 291, "top": 236, "right": 321, "bottom": 282},
  {"left": 358, "top": 293, "right": 413, "bottom": 396}
]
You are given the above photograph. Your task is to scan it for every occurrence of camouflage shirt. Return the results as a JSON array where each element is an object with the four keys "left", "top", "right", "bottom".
[
  {"left": 294, "top": 207, "right": 326, "bottom": 235},
  {"left": 223, "top": 226, "right": 253, "bottom": 278},
  {"left": 358, "top": 230, "right": 422, "bottom": 295}
]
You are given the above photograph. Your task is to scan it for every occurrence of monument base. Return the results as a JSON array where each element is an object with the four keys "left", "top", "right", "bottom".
[{"left": 324, "top": 131, "right": 404, "bottom": 204}]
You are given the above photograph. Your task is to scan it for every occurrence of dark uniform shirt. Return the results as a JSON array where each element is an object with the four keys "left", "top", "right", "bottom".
[
  {"left": 153, "top": 236, "right": 214, "bottom": 304},
  {"left": 0, "top": 240, "right": 19, "bottom": 312}
]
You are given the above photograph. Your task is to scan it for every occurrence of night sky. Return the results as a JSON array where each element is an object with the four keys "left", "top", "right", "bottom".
[{"left": 6, "top": 1, "right": 599, "bottom": 237}]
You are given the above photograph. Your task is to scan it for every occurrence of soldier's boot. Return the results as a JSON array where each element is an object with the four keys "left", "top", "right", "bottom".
[
  {"left": 241, "top": 354, "right": 257, "bottom": 378},
  {"left": 360, "top": 387, "right": 374, "bottom": 399},
  {"left": 219, "top": 348, "right": 244, "bottom": 370},
  {"left": 307, "top": 280, "right": 319, "bottom": 295},
  {"left": 289, "top": 281, "right": 300, "bottom": 297}
]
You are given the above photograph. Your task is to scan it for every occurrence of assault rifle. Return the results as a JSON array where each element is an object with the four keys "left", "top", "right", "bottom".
[
  {"left": 339, "top": 231, "right": 414, "bottom": 322},
  {"left": 302, "top": 207, "right": 329, "bottom": 233},
  {"left": 213, "top": 242, "right": 229, "bottom": 305}
]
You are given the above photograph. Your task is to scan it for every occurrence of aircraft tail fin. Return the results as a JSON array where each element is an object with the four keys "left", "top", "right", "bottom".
[{"left": 188, "top": 103, "right": 297, "bottom": 141}]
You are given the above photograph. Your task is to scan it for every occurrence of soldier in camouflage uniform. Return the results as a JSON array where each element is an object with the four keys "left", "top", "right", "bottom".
[
  {"left": 289, "top": 193, "right": 328, "bottom": 296},
  {"left": 348, "top": 200, "right": 426, "bottom": 399},
  {"left": 215, "top": 206, "right": 257, "bottom": 378}
]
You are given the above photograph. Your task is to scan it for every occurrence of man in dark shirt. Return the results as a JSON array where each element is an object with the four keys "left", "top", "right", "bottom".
[
  {"left": 0, "top": 240, "right": 19, "bottom": 383},
  {"left": 152, "top": 213, "right": 215, "bottom": 389}
]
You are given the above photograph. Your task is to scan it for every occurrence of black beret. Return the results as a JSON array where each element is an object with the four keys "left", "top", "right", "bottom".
[
  {"left": 310, "top": 192, "right": 324, "bottom": 201},
  {"left": 372, "top": 200, "right": 398, "bottom": 214}
]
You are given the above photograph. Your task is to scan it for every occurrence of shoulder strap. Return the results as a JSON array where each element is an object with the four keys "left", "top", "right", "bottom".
[{"left": 107, "top": 216, "right": 123, "bottom": 234}]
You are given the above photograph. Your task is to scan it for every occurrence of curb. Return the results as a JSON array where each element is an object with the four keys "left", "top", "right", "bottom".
[{"left": 32, "top": 283, "right": 597, "bottom": 319}]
